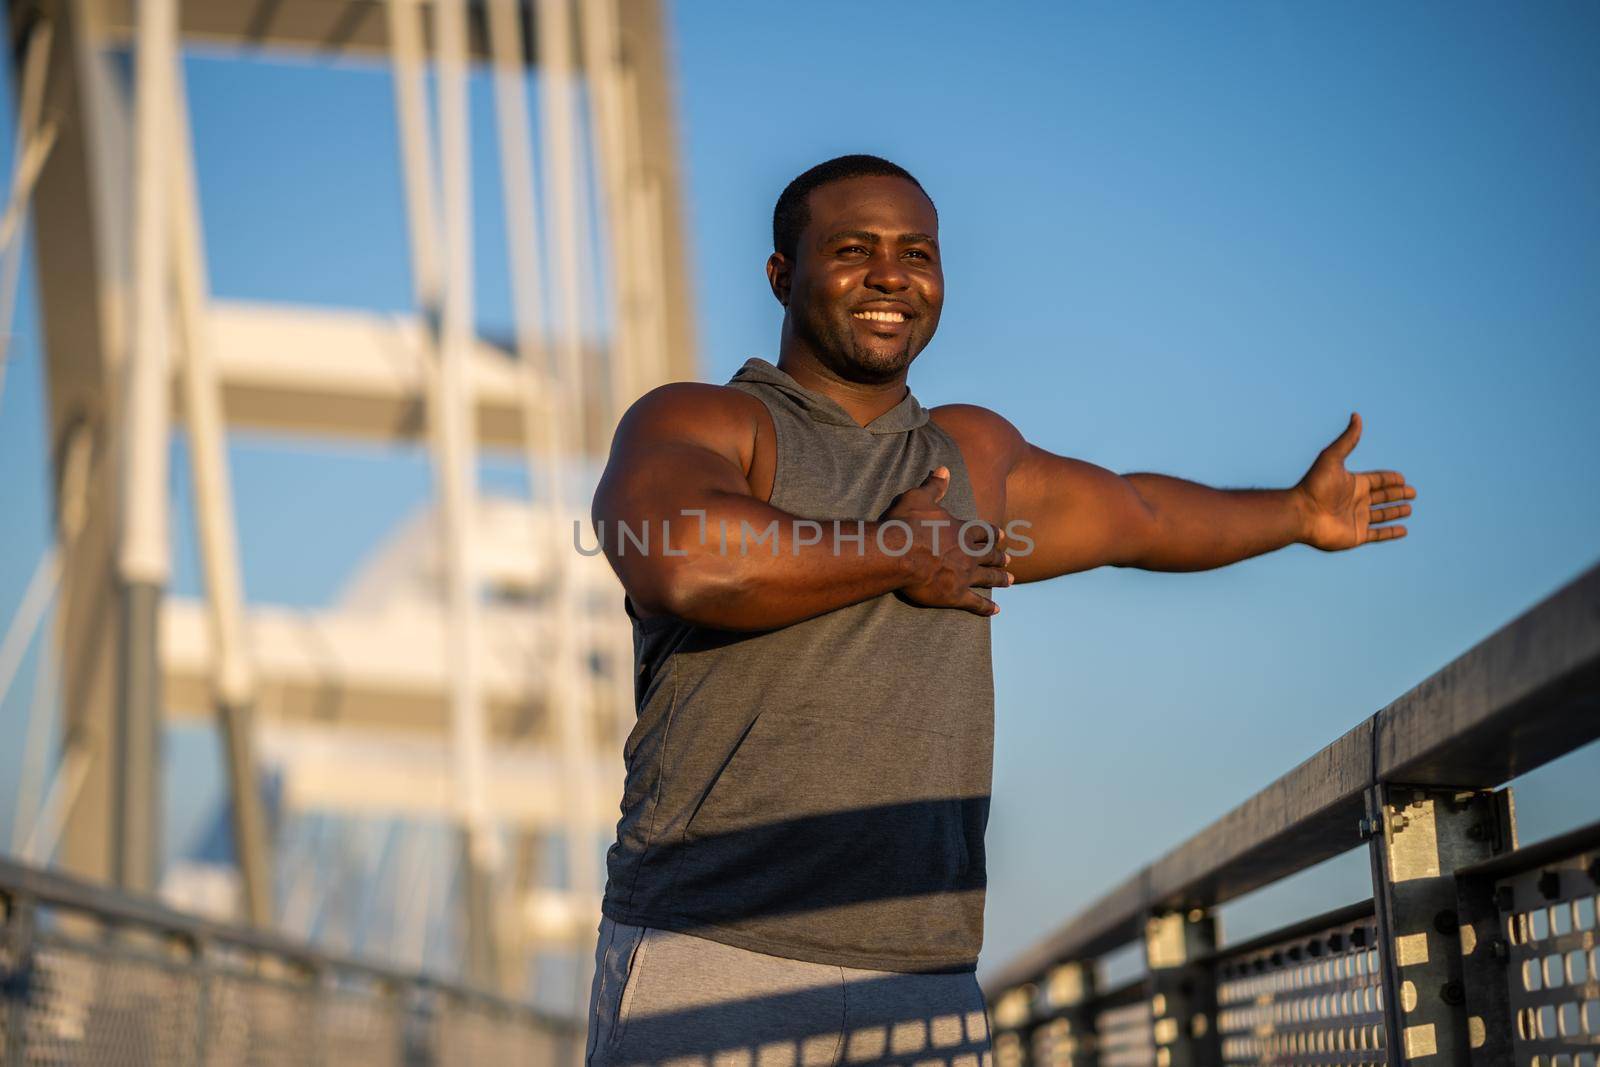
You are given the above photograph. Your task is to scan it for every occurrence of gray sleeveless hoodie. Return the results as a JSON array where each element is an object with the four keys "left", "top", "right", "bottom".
[{"left": 600, "top": 357, "right": 995, "bottom": 973}]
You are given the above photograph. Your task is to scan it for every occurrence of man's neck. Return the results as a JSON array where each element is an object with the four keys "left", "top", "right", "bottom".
[{"left": 776, "top": 346, "right": 909, "bottom": 428}]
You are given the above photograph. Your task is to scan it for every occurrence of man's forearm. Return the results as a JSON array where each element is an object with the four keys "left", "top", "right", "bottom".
[
  {"left": 601, "top": 492, "right": 918, "bottom": 631},
  {"left": 1122, "top": 473, "right": 1311, "bottom": 572}
]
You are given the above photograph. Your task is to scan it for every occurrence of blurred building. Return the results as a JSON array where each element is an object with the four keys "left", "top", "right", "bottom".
[{"left": 0, "top": 0, "right": 695, "bottom": 1016}]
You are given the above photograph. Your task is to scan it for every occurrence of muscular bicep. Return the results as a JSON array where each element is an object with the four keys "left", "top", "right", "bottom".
[
  {"left": 1005, "top": 444, "right": 1159, "bottom": 581},
  {"left": 591, "top": 385, "right": 758, "bottom": 606}
]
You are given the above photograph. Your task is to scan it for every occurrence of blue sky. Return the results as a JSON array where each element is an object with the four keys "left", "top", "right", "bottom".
[{"left": 1, "top": 1, "right": 1597, "bottom": 984}]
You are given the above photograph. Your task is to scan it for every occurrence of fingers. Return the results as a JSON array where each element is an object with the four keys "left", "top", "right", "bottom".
[
  {"left": 1363, "top": 524, "right": 1407, "bottom": 543},
  {"left": 958, "top": 590, "right": 1001, "bottom": 617},
  {"left": 1370, "top": 503, "right": 1412, "bottom": 523},
  {"left": 1327, "top": 411, "right": 1362, "bottom": 460},
  {"left": 1360, "top": 470, "right": 1409, "bottom": 491},
  {"left": 972, "top": 566, "right": 1014, "bottom": 589},
  {"left": 981, "top": 527, "right": 1009, "bottom": 565},
  {"left": 1368, "top": 483, "right": 1417, "bottom": 505},
  {"left": 926, "top": 465, "right": 951, "bottom": 504}
]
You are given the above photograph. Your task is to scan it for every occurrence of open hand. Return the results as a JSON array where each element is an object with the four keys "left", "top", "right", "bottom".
[{"left": 1296, "top": 413, "right": 1417, "bottom": 551}]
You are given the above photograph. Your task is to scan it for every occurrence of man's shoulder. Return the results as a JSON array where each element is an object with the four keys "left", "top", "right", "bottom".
[
  {"left": 928, "top": 403, "right": 1026, "bottom": 462},
  {"left": 620, "top": 380, "right": 768, "bottom": 437}
]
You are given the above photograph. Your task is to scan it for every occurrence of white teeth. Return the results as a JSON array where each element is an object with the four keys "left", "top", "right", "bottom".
[{"left": 853, "top": 310, "right": 906, "bottom": 323}]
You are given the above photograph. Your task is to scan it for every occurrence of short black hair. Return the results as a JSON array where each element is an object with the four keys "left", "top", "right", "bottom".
[{"left": 772, "top": 154, "right": 934, "bottom": 260}]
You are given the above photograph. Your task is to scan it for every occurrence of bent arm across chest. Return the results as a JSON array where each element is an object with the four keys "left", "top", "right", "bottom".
[{"left": 592, "top": 386, "right": 919, "bottom": 631}]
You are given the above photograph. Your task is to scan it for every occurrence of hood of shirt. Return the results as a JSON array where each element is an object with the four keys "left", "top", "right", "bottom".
[{"left": 728, "top": 357, "right": 930, "bottom": 435}]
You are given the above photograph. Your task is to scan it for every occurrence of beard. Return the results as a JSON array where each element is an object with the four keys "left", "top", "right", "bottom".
[{"left": 794, "top": 306, "right": 926, "bottom": 385}]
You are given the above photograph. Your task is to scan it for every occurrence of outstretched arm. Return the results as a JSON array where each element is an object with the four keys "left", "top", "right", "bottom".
[{"left": 1004, "top": 411, "right": 1416, "bottom": 583}]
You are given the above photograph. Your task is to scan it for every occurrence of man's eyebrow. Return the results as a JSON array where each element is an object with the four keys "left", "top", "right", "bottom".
[
  {"left": 819, "top": 230, "right": 940, "bottom": 246},
  {"left": 821, "top": 230, "right": 879, "bottom": 244}
]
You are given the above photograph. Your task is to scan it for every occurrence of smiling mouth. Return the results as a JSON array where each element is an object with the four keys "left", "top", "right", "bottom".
[{"left": 852, "top": 310, "right": 908, "bottom": 324}]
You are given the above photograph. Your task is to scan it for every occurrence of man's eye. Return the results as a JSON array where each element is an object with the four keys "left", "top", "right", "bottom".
[
  {"left": 839, "top": 245, "right": 868, "bottom": 255},
  {"left": 904, "top": 249, "right": 930, "bottom": 261}
]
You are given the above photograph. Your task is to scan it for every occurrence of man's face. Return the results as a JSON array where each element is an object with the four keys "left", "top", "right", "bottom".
[{"left": 769, "top": 175, "right": 943, "bottom": 383}]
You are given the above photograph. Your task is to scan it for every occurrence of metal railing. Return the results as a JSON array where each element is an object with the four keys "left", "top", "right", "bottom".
[
  {"left": 0, "top": 854, "right": 581, "bottom": 1065},
  {"left": 984, "top": 561, "right": 1600, "bottom": 1067}
]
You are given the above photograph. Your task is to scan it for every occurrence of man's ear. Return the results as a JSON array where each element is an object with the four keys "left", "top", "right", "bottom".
[{"left": 765, "top": 253, "right": 791, "bottom": 308}]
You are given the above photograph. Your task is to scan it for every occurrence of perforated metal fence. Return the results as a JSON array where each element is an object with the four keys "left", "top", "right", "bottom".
[
  {"left": 1215, "top": 909, "right": 1386, "bottom": 1066},
  {"left": 983, "top": 563, "right": 1600, "bottom": 1066},
  {"left": 0, "top": 858, "right": 579, "bottom": 1066},
  {"left": 1498, "top": 841, "right": 1600, "bottom": 1067}
]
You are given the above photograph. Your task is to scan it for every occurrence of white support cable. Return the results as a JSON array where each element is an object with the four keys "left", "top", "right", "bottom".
[
  {"left": 0, "top": 122, "right": 55, "bottom": 414},
  {"left": 421, "top": 831, "right": 458, "bottom": 973},
  {"left": 0, "top": 548, "right": 59, "bottom": 725},
  {"left": 352, "top": 816, "right": 401, "bottom": 958},
  {"left": 0, "top": 17, "right": 53, "bottom": 245},
  {"left": 10, "top": 422, "right": 90, "bottom": 857},
  {"left": 20, "top": 736, "right": 89, "bottom": 863},
  {"left": 0, "top": 18, "right": 55, "bottom": 426},
  {"left": 167, "top": 57, "right": 256, "bottom": 713},
  {"left": 8, "top": 604, "right": 58, "bottom": 854},
  {"left": 120, "top": 0, "right": 174, "bottom": 587},
  {"left": 280, "top": 813, "right": 329, "bottom": 940},
  {"left": 0, "top": 118, "right": 58, "bottom": 254},
  {"left": 387, "top": 825, "right": 432, "bottom": 972}
]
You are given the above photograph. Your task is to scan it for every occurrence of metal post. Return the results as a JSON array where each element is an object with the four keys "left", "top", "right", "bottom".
[
  {"left": 431, "top": 0, "right": 499, "bottom": 990},
  {"left": 576, "top": 0, "right": 637, "bottom": 423},
  {"left": 384, "top": 0, "right": 442, "bottom": 311},
  {"left": 991, "top": 983, "right": 1037, "bottom": 1067},
  {"left": 615, "top": 62, "right": 669, "bottom": 394},
  {"left": 1453, "top": 790, "right": 1517, "bottom": 1067},
  {"left": 486, "top": 0, "right": 579, "bottom": 1002},
  {"left": 536, "top": 0, "right": 604, "bottom": 1020},
  {"left": 537, "top": 0, "right": 595, "bottom": 444},
  {"left": 166, "top": 44, "right": 273, "bottom": 930},
  {"left": 1144, "top": 910, "right": 1219, "bottom": 1067},
  {"left": 190, "top": 933, "right": 210, "bottom": 1065},
  {"left": 384, "top": 0, "right": 500, "bottom": 988},
  {"left": 1366, "top": 784, "right": 1507, "bottom": 1065},
  {"left": 1039, "top": 960, "right": 1099, "bottom": 1067},
  {"left": 115, "top": 0, "right": 177, "bottom": 898}
]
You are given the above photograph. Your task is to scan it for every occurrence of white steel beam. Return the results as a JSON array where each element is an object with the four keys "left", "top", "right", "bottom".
[
  {"left": 167, "top": 50, "right": 274, "bottom": 929},
  {"left": 97, "top": 0, "right": 534, "bottom": 63},
  {"left": 172, "top": 299, "right": 592, "bottom": 449},
  {"left": 535, "top": 0, "right": 604, "bottom": 1023},
  {"left": 157, "top": 592, "right": 625, "bottom": 741},
  {"left": 432, "top": 0, "right": 499, "bottom": 988},
  {"left": 384, "top": 0, "right": 442, "bottom": 310},
  {"left": 260, "top": 727, "right": 621, "bottom": 828},
  {"left": 114, "top": 0, "right": 177, "bottom": 897},
  {"left": 121, "top": 0, "right": 173, "bottom": 590}
]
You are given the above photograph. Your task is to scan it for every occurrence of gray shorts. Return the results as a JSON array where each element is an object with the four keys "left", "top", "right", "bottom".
[{"left": 584, "top": 916, "right": 993, "bottom": 1066}]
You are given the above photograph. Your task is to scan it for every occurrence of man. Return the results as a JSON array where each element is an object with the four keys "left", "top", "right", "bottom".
[{"left": 584, "top": 155, "right": 1414, "bottom": 1065}]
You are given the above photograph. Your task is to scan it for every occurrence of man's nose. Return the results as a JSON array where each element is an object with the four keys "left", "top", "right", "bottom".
[{"left": 863, "top": 249, "right": 910, "bottom": 293}]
